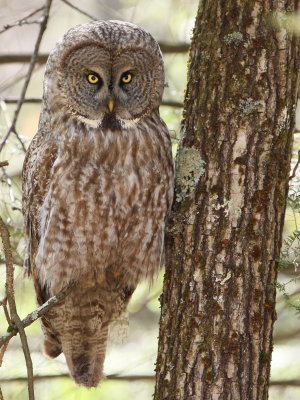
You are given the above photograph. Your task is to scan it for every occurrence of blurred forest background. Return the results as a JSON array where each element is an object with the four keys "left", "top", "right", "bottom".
[{"left": 1, "top": 0, "right": 300, "bottom": 399}]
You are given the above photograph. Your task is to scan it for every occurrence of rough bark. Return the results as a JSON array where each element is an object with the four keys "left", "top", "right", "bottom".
[{"left": 154, "top": 1, "right": 300, "bottom": 399}]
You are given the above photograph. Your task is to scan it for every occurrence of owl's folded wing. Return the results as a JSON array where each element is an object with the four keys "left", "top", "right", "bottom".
[{"left": 22, "top": 129, "right": 58, "bottom": 304}]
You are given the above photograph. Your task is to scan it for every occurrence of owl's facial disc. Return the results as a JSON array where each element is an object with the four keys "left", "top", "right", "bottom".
[{"left": 60, "top": 44, "right": 162, "bottom": 129}]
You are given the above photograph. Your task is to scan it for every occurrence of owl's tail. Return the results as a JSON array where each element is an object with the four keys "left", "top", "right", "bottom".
[
  {"left": 63, "top": 322, "right": 109, "bottom": 388},
  {"left": 43, "top": 285, "right": 111, "bottom": 388}
]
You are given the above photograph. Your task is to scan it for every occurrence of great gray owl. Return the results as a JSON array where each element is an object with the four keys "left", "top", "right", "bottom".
[{"left": 22, "top": 20, "right": 174, "bottom": 387}]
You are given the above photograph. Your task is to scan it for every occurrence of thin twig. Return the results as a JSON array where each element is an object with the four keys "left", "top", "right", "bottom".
[
  {"left": 3, "top": 304, "right": 12, "bottom": 327},
  {"left": 2, "top": 97, "right": 184, "bottom": 108},
  {"left": 161, "top": 100, "right": 183, "bottom": 108},
  {"left": 0, "top": 6, "right": 45, "bottom": 35},
  {"left": 0, "top": 217, "right": 34, "bottom": 400},
  {"left": 0, "top": 342, "right": 9, "bottom": 368},
  {"left": 0, "top": 54, "right": 48, "bottom": 64},
  {"left": 1, "top": 374, "right": 293, "bottom": 386},
  {"left": 1, "top": 168, "right": 22, "bottom": 212},
  {"left": 159, "top": 43, "right": 190, "bottom": 53},
  {"left": 289, "top": 150, "right": 300, "bottom": 180},
  {"left": 2, "top": 98, "right": 42, "bottom": 104},
  {"left": 270, "top": 380, "right": 300, "bottom": 387},
  {"left": 0, "top": 20, "right": 41, "bottom": 35},
  {"left": 0, "top": 258, "right": 24, "bottom": 268},
  {"left": 274, "top": 327, "right": 300, "bottom": 342},
  {"left": 0, "top": 297, "right": 7, "bottom": 307},
  {"left": 60, "top": 0, "right": 97, "bottom": 20},
  {"left": 0, "top": 373, "right": 155, "bottom": 383},
  {"left": 0, "top": 281, "right": 76, "bottom": 348},
  {"left": 0, "top": 42, "right": 189, "bottom": 65},
  {"left": 0, "top": 0, "right": 52, "bottom": 154}
]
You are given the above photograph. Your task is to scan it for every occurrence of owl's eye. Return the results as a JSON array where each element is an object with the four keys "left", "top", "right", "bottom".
[
  {"left": 121, "top": 72, "right": 132, "bottom": 84},
  {"left": 87, "top": 73, "right": 100, "bottom": 84}
]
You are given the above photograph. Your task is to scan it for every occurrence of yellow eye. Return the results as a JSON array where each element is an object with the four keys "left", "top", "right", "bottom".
[
  {"left": 121, "top": 73, "right": 132, "bottom": 84},
  {"left": 87, "top": 73, "right": 100, "bottom": 84}
]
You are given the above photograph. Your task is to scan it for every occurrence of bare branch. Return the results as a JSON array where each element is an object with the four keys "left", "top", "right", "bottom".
[
  {"left": 60, "top": 0, "right": 97, "bottom": 21},
  {"left": 2, "top": 98, "right": 42, "bottom": 104},
  {"left": 270, "top": 380, "right": 300, "bottom": 387},
  {"left": 2, "top": 97, "right": 184, "bottom": 108},
  {"left": 289, "top": 150, "right": 300, "bottom": 180},
  {"left": 0, "top": 20, "right": 41, "bottom": 35},
  {"left": 274, "top": 327, "right": 300, "bottom": 343},
  {"left": 0, "top": 0, "right": 52, "bottom": 154},
  {"left": 0, "top": 161, "right": 8, "bottom": 167},
  {"left": 161, "top": 100, "right": 183, "bottom": 108},
  {"left": 0, "top": 42, "right": 189, "bottom": 65},
  {"left": 0, "top": 373, "right": 155, "bottom": 383},
  {"left": 159, "top": 43, "right": 190, "bottom": 53},
  {"left": 3, "top": 304, "right": 12, "bottom": 327},
  {"left": 0, "top": 297, "right": 7, "bottom": 307},
  {"left": 0, "top": 7, "right": 45, "bottom": 35},
  {"left": 0, "top": 217, "right": 35, "bottom": 399},
  {"left": 0, "top": 281, "right": 76, "bottom": 348},
  {"left": 1, "top": 373, "right": 295, "bottom": 387},
  {"left": 0, "top": 54, "right": 48, "bottom": 64},
  {"left": 0, "top": 259, "right": 24, "bottom": 268},
  {"left": 0, "top": 342, "right": 9, "bottom": 368},
  {"left": 1, "top": 168, "right": 22, "bottom": 212}
]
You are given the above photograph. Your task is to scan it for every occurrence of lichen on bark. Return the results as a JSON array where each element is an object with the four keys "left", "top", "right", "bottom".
[{"left": 175, "top": 146, "right": 205, "bottom": 202}]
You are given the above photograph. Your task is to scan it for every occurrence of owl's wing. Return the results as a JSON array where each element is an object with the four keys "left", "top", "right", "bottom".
[{"left": 22, "top": 129, "right": 58, "bottom": 304}]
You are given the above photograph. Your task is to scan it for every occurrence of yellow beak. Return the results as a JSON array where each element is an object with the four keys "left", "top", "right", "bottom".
[{"left": 108, "top": 100, "right": 114, "bottom": 113}]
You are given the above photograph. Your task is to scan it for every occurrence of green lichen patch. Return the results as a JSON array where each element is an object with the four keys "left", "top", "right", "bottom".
[
  {"left": 223, "top": 32, "right": 244, "bottom": 45},
  {"left": 175, "top": 146, "right": 205, "bottom": 202},
  {"left": 239, "top": 98, "right": 263, "bottom": 115}
]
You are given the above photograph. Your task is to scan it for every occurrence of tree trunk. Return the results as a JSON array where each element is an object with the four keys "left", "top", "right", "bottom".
[{"left": 154, "top": 1, "right": 300, "bottom": 399}]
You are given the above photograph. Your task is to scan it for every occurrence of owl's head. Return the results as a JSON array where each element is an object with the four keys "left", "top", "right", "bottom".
[{"left": 44, "top": 20, "right": 165, "bottom": 130}]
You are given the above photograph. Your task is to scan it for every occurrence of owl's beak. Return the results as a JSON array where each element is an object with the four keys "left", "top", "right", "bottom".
[{"left": 108, "top": 100, "right": 114, "bottom": 113}]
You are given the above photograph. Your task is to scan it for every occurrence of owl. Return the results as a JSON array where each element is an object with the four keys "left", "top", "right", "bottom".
[{"left": 22, "top": 20, "right": 174, "bottom": 387}]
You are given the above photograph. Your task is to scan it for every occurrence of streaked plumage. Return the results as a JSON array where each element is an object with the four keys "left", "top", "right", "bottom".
[{"left": 22, "top": 20, "right": 173, "bottom": 387}]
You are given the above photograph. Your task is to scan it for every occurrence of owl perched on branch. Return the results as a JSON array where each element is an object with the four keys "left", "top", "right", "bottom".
[{"left": 22, "top": 20, "right": 174, "bottom": 387}]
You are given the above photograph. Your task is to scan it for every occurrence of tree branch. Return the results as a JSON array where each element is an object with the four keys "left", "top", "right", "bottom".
[
  {"left": 0, "top": 281, "right": 76, "bottom": 348},
  {"left": 0, "top": 54, "right": 48, "bottom": 64},
  {"left": 0, "top": 373, "right": 155, "bottom": 383},
  {"left": 2, "top": 97, "right": 184, "bottom": 108},
  {"left": 161, "top": 100, "right": 184, "bottom": 108},
  {"left": 0, "top": 258, "right": 24, "bottom": 268},
  {"left": 60, "top": 0, "right": 96, "bottom": 21},
  {"left": 0, "top": 217, "right": 34, "bottom": 400},
  {"left": 1, "top": 167, "right": 22, "bottom": 212},
  {"left": 0, "top": 341, "right": 9, "bottom": 368},
  {"left": 270, "top": 380, "right": 300, "bottom": 387},
  {"left": 0, "top": 6, "right": 45, "bottom": 35},
  {"left": 1, "top": 98, "right": 42, "bottom": 104},
  {"left": 0, "top": 0, "right": 52, "bottom": 154},
  {"left": 0, "top": 373, "right": 296, "bottom": 387},
  {"left": 289, "top": 150, "right": 300, "bottom": 180},
  {"left": 0, "top": 42, "right": 189, "bottom": 66}
]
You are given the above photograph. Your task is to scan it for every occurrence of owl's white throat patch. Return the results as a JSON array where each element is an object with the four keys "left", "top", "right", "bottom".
[
  {"left": 77, "top": 115, "right": 101, "bottom": 128},
  {"left": 120, "top": 117, "right": 140, "bottom": 128},
  {"left": 77, "top": 114, "right": 140, "bottom": 130}
]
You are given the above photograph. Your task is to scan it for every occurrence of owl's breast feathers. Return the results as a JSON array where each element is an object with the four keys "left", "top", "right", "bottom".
[{"left": 23, "top": 112, "right": 174, "bottom": 296}]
